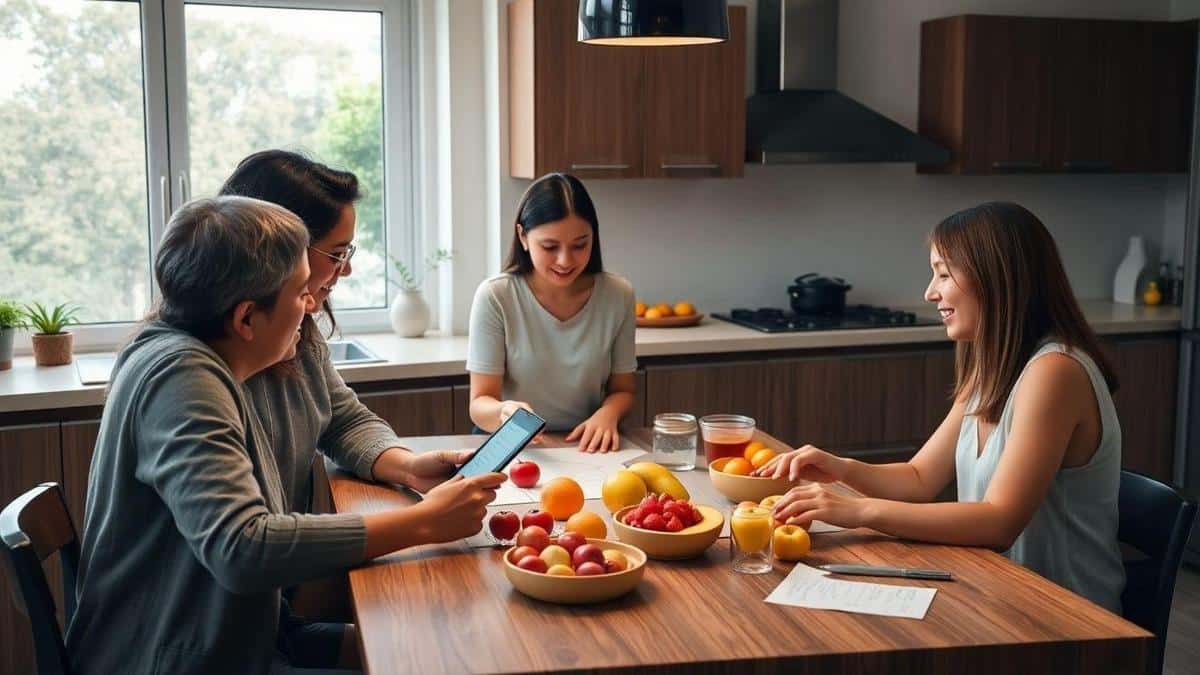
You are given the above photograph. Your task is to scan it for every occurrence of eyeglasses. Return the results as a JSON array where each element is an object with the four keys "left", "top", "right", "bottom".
[{"left": 309, "top": 242, "right": 356, "bottom": 268}]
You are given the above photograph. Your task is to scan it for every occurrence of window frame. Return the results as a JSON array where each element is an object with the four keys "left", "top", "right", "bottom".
[{"left": 12, "top": 0, "right": 418, "bottom": 355}]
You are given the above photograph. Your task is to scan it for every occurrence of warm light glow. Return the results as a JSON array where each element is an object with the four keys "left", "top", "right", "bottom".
[{"left": 582, "top": 36, "right": 725, "bottom": 46}]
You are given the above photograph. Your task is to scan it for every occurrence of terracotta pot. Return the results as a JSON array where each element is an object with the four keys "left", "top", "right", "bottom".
[{"left": 31, "top": 332, "right": 73, "bottom": 366}]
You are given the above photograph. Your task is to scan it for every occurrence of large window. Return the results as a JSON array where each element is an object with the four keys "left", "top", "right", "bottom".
[{"left": 0, "top": 0, "right": 411, "bottom": 335}]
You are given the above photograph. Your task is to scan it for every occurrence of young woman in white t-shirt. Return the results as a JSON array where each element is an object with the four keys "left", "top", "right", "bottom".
[
  {"left": 467, "top": 173, "right": 637, "bottom": 453},
  {"left": 757, "top": 202, "right": 1125, "bottom": 610}
]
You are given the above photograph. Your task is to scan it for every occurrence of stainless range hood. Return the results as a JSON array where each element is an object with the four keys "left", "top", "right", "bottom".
[{"left": 746, "top": 0, "right": 950, "bottom": 164}]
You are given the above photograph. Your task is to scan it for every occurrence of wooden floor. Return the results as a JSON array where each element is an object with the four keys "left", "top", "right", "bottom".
[{"left": 1165, "top": 564, "right": 1200, "bottom": 675}]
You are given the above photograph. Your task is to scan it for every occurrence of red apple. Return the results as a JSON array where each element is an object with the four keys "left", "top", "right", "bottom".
[
  {"left": 571, "top": 543, "right": 605, "bottom": 568},
  {"left": 509, "top": 460, "right": 540, "bottom": 488},
  {"left": 488, "top": 511, "right": 520, "bottom": 542},
  {"left": 521, "top": 509, "right": 555, "bottom": 533},
  {"left": 556, "top": 531, "right": 587, "bottom": 555},
  {"left": 516, "top": 555, "right": 549, "bottom": 573},
  {"left": 574, "top": 561, "right": 606, "bottom": 576},
  {"left": 515, "top": 525, "right": 551, "bottom": 552},
  {"left": 508, "top": 545, "right": 539, "bottom": 565}
]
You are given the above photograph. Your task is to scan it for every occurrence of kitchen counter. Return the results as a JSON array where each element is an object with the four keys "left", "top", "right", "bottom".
[{"left": 0, "top": 300, "right": 1180, "bottom": 414}]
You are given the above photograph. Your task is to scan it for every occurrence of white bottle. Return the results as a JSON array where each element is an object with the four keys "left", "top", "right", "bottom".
[{"left": 1112, "top": 236, "right": 1146, "bottom": 304}]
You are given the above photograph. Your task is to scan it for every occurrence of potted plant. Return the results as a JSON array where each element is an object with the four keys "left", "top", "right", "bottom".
[
  {"left": 0, "top": 299, "right": 23, "bottom": 371},
  {"left": 388, "top": 249, "right": 453, "bottom": 338},
  {"left": 24, "top": 302, "right": 80, "bottom": 366}
]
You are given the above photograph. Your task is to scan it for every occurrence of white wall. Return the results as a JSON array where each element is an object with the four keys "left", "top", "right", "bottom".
[
  {"left": 490, "top": 0, "right": 1181, "bottom": 318},
  {"left": 1174, "top": 0, "right": 1200, "bottom": 19}
]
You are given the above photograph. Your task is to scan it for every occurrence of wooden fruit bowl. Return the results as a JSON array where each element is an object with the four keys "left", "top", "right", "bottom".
[
  {"left": 636, "top": 313, "right": 704, "bottom": 328},
  {"left": 611, "top": 504, "right": 724, "bottom": 560},
  {"left": 502, "top": 538, "right": 647, "bottom": 605},
  {"left": 708, "top": 457, "right": 796, "bottom": 504}
]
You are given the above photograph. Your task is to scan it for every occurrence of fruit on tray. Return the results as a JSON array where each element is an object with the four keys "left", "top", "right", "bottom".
[
  {"left": 636, "top": 300, "right": 697, "bottom": 319},
  {"left": 626, "top": 462, "right": 690, "bottom": 501},
  {"left": 505, "top": 528, "right": 634, "bottom": 578},
  {"left": 509, "top": 460, "right": 540, "bottom": 488},
  {"left": 488, "top": 511, "right": 521, "bottom": 542},
  {"left": 521, "top": 509, "right": 555, "bottom": 533},
  {"left": 516, "top": 525, "right": 551, "bottom": 551},
  {"left": 541, "top": 477, "right": 585, "bottom": 520},
  {"left": 565, "top": 510, "right": 607, "bottom": 539},
  {"left": 773, "top": 524, "right": 811, "bottom": 561},
  {"left": 619, "top": 493, "right": 704, "bottom": 532},
  {"left": 601, "top": 470, "right": 648, "bottom": 513}
]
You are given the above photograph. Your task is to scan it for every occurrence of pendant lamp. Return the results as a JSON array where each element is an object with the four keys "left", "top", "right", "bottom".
[{"left": 578, "top": 0, "right": 729, "bottom": 46}]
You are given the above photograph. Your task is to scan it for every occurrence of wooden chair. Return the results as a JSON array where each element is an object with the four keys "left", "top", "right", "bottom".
[
  {"left": 1118, "top": 469, "right": 1197, "bottom": 675},
  {"left": 1, "top": 482, "right": 80, "bottom": 675}
]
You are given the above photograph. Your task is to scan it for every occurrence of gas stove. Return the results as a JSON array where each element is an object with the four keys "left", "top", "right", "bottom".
[{"left": 713, "top": 305, "right": 942, "bottom": 333}]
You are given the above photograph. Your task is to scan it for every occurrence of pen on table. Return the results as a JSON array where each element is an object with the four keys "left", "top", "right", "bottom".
[{"left": 819, "top": 564, "right": 954, "bottom": 581}]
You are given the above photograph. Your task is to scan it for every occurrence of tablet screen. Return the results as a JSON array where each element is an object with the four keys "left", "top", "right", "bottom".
[{"left": 455, "top": 408, "right": 545, "bottom": 479}]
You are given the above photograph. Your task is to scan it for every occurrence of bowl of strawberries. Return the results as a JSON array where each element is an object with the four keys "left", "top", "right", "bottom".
[{"left": 612, "top": 494, "right": 724, "bottom": 560}]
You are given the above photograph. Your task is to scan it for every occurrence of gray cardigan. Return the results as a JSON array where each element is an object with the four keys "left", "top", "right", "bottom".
[{"left": 66, "top": 323, "right": 368, "bottom": 674}]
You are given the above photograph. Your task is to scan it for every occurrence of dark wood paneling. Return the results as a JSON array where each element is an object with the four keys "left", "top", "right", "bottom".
[
  {"left": 1102, "top": 336, "right": 1179, "bottom": 482},
  {"left": 767, "top": 353, "right": 927, "bottom": 452},
  {"left": 531, "top": 0, "right": 644, "bottom": 178},
  {"left": 60, "top": 420, "right": 101, "bottom": 530},
  {"left": 356, "top": 387, "right": 454, "bottom": 438},
  {"left": 452, "top": 384, "right": 474, "bottom": 435},
  {"left": 625, "top": 370, "right": 647, "bottom": 431},
  {"left": 644, "top": 360, "right": 770, "bottom": 431},
  {"left": 0, "top": 424, "right": 62, "bottom": 675},
  {"left": 923, "top": 347, "right": 957, "bottom": 438},
  {"left": 642, "top": 6, "right": 745, "bottom": 178}
]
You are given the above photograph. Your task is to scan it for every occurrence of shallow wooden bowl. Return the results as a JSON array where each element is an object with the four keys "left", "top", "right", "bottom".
[
  {"left": 709, "top": 457, "right": 795, "bottom": 504},
  {"left": 636, "top": 313, "right": 704, "bottom": 328},
  {"left": 611, "top": 504, "right": 724, "bottom": 560},
  {"left": 503, "top": 538, "right": 647, "bottom": 605}
]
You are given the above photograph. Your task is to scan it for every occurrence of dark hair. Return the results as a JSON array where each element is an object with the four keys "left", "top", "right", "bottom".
[
  {"left": 219, "top": 149, "right": 359, "bottom": 332},
  {"left": 504, "top": 173, "right": 604, "bottom": 275},
  {"left": 154, "top": 197, "right": 308, "bottom": 341},
  {"left": 930, "top": 202, "right": 1117, "bottom": 423}
]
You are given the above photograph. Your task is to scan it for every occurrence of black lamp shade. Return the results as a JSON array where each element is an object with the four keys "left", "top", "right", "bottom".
[{"left": 578, "top": 0, "right": 729, "bottom": 46}]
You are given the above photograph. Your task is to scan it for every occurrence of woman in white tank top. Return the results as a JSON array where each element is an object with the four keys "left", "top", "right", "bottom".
[{"left": 756, "top": 202, "right": 1125, "bottom": 612}]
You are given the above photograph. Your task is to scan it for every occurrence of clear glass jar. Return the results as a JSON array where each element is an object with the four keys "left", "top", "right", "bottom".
[{"left": 652, "top": 413, "right": 698, "bottom": 471}]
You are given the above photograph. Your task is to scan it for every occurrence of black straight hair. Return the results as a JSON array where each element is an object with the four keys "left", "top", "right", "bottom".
[
  {"left": 219, "top": 149, "right": 360, "bottom": 334},
  {"left": 504, "top": 173, "right": 604, "bottom": 275}
]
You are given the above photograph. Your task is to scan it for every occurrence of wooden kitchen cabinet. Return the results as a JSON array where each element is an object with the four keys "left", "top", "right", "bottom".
[
  {"left": 357, "top": 387, "right": 455, "bottom": 437},
  {"left": 60, "top": 420, "right": 101, "bottom": 532},
  {"left": 1102, "top": 336, "right": 1179, "bottom": 482},
  {"left": 508, "top": 0, "right": 746, "bottom": 179},
  {"left": 919, "top": 15, "right": 1196, "bottom": 174},
  {"left": 644, "top": 360, "right": 770, "bottom": 429},
  {"left": 0, "top": 423, "right": 63, "bottom": 675}
]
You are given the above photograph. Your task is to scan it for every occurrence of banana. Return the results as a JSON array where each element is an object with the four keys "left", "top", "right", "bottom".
[{"left": 627, "top": 461, "right": 690, "bottom": 501}]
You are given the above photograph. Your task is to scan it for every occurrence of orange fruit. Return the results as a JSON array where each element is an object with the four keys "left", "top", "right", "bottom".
[
  {"left": 723, "top": 458, "right": 753, "bottom": 475},
  {"left": 653, "top": 303, "right": 674, "bottom": 317},
  {"left": 742, "top": 441, "right": 767, "bottom": 462},
  {"left": 644, "top": 307, "right": 664, "bottom": 319},
  {"left": 673, "top": 301, "right": 695, "bottom": 317},
  {"left": 541, "top": 477, "right": 585, "bottom": 520},
  {"left": 565, "top": 510, "right": 607, "bottom": 539},
  {"left": 749, "top": 447, "right": 777, "bottom": 469},
  {"left": 635, "top": 302, "right": 647, "bottom": 317}
]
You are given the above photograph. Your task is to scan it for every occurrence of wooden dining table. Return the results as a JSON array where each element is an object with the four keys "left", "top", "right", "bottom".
[{"left": 328, "top": 429, "right": 1153, "bottom": 674}]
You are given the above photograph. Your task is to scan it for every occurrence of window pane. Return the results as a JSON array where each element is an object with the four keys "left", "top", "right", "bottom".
[
  {"left": 0, "top": 0, "right": 152, "bottom": 323},
  {"left": 184, "top": 4, "right": 386, "bottom": 310}
]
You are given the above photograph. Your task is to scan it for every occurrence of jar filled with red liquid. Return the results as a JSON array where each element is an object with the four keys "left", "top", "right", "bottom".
[{"left": 698, "top": 414, "right": 756, "bottom": 466}]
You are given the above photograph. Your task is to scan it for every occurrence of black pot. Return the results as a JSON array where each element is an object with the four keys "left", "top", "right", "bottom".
[{"left": 788, "top": 274, "right": 852, "bottom": 315}]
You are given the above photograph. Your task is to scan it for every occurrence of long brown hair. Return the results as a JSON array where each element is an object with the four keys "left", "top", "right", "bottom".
[{"left": 930, "top": 202, "right": 1117, "bottom": 423}]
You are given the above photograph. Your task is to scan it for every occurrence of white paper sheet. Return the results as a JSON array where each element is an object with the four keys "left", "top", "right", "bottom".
[
  {"left": 764, "top": 562, "right": 937, "bottom": 619},
  {"left": 477, "top": 445, "right": 649, "bottom": 506}
]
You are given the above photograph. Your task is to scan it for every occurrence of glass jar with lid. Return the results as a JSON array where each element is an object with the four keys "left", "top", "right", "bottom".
[{"left": 652, "top": 413, "right": 698, "bottom": 471}]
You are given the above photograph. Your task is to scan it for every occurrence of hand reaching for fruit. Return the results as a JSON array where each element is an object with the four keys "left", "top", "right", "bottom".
[
  {"left": 771, "top": 482, "right": 871, "bottom": 531},
  {"left": 753, "top": 444, "right": 849, "bottom": 483}
]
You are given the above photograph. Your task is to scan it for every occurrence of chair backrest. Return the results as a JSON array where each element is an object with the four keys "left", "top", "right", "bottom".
[
  {"left": 0, "top": 482, "right": 80, "bottom": 675},
  {"left": 1117, "top": 469, "right": 1197, "bottom": 675}
]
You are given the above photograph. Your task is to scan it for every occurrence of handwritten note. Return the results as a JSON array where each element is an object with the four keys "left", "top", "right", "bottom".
[{"left": 765, "top": 563, "right": 937, "bottom": 619}]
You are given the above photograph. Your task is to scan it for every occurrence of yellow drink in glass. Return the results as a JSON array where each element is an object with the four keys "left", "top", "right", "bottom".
[{"left": 731, "top": 505, "right": 773, "bottom": 574}]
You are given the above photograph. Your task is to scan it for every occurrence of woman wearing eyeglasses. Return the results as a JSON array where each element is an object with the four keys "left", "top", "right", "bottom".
[{"left": 219, "top": 150, "right": 494, "bottom": 670}]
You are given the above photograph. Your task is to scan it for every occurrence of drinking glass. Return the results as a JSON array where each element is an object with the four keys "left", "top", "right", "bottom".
[
  {"left": 652, "top": 413, "right": 698, "bottom": 470},
  {"left": 730, "top": 504, "right": 773, "bottom": 574},
  {"left": 699, "top": 414, "right": 756, "bottom": 466}
]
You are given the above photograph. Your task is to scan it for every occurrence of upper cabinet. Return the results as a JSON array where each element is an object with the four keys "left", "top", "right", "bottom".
[
  {"left": 918, "top": 15, "right": 1197, "bottom": 174},
  {"left": 509, "top": 0, "right": 746, "bottom": 179}
]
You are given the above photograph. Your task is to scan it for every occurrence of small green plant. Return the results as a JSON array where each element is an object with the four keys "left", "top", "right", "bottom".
[
  {"left": 0, "top": 300, "right": 23, "bottom": 330},
  {"left": 389, "top": 249, "right": 454, "bottom": 292},
  {"left": 23, "top": 302, "right": 80, "bottom": 335}
]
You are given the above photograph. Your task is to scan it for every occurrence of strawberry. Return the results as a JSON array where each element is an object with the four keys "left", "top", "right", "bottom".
[
  {"left": 642, "top": 513, "right": 666, "bottom": 531},
  {"left": 664, "top": 515, "right": 684, "bottom": 532}
]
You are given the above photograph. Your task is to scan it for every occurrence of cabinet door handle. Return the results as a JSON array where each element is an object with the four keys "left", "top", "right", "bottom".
[
  {"left": 661, "top": 163, "right": 720, "bottom": 170},
  {"left": 569, "top": 163, "right": 630, "bottom": 171},
  {"left": 991, "top": 160, "right": 1044, "bottom": 171},
  {"left": 1062, "top": 160, "right": 1112, "bottom": 172}
]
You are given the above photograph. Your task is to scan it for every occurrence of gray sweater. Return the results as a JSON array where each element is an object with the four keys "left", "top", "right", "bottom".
[{"left": 66, "top": 323, "right": 369, "bottom": 674}]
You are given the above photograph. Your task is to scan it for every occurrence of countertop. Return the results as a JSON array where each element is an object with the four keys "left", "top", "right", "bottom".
[{"left": 0, "top": 300, "right": 1180, "bottom": 414}]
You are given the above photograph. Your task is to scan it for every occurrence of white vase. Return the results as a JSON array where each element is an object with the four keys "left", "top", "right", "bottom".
[
  {"left": 1113, "top": 236, "right": 1146, "bottom": 304},
  {"left": 389, "top": 289, "right": 431, "bottom": 337}
]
